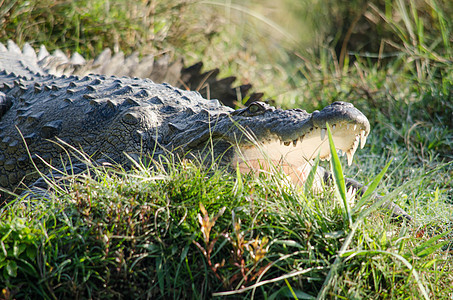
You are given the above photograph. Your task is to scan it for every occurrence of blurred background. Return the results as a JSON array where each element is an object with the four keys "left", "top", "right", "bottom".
[{"left": 1, "top": 0, "right": 451, "bottom": 101}]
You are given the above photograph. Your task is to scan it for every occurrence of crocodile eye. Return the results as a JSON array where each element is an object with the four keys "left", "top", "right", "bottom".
[
  {"left": 230, "top": 101, "right": 268, "bottom": 116},
  {"left": 248, "top": 102, "right": 265, "bottom": 114}
]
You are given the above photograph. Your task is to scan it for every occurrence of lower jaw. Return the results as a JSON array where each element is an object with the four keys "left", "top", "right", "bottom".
[{"left": 234, "top": 159, "right": 324, "bottom": 189}]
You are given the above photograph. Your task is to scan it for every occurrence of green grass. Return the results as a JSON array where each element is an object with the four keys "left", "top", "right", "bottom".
[
  {"left": 1, "top": 146, "right": 451, "bottom": 298},
  {"left": 1, "top": 0, "right": 453, "bottom": 298}
]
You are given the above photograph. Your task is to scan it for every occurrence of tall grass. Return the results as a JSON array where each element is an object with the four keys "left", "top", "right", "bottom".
[
  {"left": 0, "top": 0, "right": 216, "bottom": 58},
  {"left": 1, "top": 0, "right": 452, "bottom": 298},
  {"left": 1, "top": 136, "right": 450, "bottom": 298}
]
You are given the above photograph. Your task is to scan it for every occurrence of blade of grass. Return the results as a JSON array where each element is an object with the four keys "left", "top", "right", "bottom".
[
  {"left": 407, "top": 230, "right": 451, "bottom": 259},
  {"left": 304, "top": 153, "right": 320, "bottom": 193},
  {"left": 326, "top": 123, "right": 351, "bottom": 226}
]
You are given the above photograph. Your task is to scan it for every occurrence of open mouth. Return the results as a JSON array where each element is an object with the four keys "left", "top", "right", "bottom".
[{"left": 232, "top": 123, "right": 369, "bottom": 185}]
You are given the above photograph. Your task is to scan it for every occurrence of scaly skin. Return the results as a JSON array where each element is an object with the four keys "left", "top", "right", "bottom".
[{"left": 0, "top": 73, "right": 367, "bottom": 189}]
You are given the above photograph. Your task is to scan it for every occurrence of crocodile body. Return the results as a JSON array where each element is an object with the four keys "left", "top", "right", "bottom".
[{"left": 0, "top": 42, "right": 411, "bottom": 221}]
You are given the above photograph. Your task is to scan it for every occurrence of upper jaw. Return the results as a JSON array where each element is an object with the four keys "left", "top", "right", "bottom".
[
  {"left": 268, "top": 102, "right": 370, "bottom": 143},
  {"left": 231, "top": 101, "right": 370, "bottom": 165},
  {"left": 276, "top": 121, "right": 368, "bottom": 166},
  {"left": 234, "top": 121, "right": 369, "bottom": 168},
  {"left": 224, "top": 101, "right": 370, "bottom": 143}
]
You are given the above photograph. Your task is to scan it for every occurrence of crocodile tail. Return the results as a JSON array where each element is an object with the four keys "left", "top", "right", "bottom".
[{"left": 1, "top": 40, "right": 262, "bottom": 107}]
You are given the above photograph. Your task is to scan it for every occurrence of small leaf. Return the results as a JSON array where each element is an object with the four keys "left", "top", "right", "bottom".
[
  {"left": 233, "top": 162, "right": 243, "bottom": 196},
  {"left": 6, "top": 260, "right": 17, "bottom": 278},
  {"left": 199, "top": 202, "right": 207, "bottom": 217},
  {"left": 422, "top": 259, "right": 438, "bottom": 269},
  {"left": 13, "top": 243, "right": 26, "bottom": 258}
]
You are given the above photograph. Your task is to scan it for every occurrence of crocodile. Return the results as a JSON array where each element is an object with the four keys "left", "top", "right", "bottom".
[{"left": 0, "top": 42, "right": 412, "bottom": 221}]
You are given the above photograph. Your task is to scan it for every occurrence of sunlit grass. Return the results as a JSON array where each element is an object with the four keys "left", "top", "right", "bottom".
[
  {"left": 1, "top": 0, "right": 452, "bottom": 298},
  {"left": 1, "top": 143, "right": 451, "bottom": 298}
]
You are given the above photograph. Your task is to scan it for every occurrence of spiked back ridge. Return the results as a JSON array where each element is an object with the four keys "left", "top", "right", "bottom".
[{"left": 0, "top": 40, "right": 262, "bottom": 108}]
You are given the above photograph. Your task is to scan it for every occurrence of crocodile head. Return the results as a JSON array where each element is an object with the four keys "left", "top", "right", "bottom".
[{"left": 167, "top": 101, "right": 370, "bottom": 184}]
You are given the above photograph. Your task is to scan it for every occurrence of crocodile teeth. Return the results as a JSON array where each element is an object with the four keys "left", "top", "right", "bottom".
[
  {"left": 353, "top": 125, "right": 357, "bottom": 131},
  {"left": 352, "top": 136, "right": 360, "bottom": 153},
  {"left": 332, "top": 124, "right": 336, "bottom": 131},
  {"left": 360, "top": 130, "right": 367, "bottom": 149},
  {"left": 344, "top": 135, "right": 361, "bottom": 166},
  {"left": 320, "top": 128, "right": 326, "bottom": 140},
  {"left": 293, "top": 139, "right": 298, "bottom": 146},
  {"left": 284, "top": 141, "right": 291, "bottom": 146},
  {"left": 346, "top": 150, "right": 354, "bottom": 166}
]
